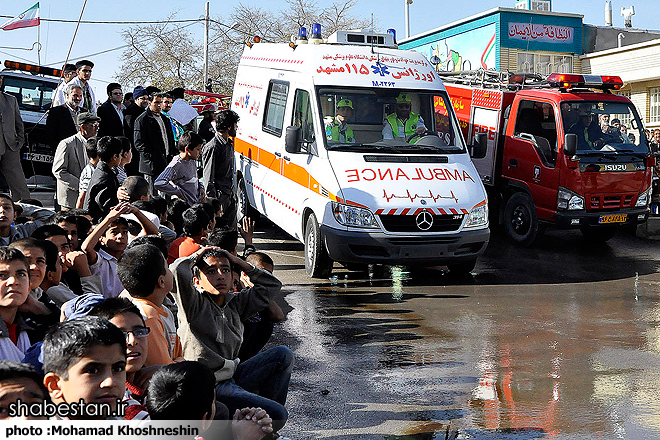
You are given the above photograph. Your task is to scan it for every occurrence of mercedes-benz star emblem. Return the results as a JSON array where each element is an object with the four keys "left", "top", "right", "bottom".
[{"left": 415, "top": 210, "right": 433, "bottom": 231}]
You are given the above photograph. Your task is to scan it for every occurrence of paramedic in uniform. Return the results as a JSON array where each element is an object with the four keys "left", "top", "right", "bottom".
[
  {"left": 382, "top": 93, "right": 427, "bottom": 141},
  {"left": 326, "top": 99, "right": 355, "bottom": 143}
]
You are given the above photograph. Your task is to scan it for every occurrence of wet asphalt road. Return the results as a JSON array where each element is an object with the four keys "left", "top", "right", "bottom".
[{"left": 256, "top": 220, "right": 660, "bottom": 440}]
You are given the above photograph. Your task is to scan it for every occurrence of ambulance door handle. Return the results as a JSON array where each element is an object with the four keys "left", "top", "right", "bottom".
[
  {"left": 283, "top": 155, "right": 290, "bottom": 161},
  {"left": 275, "top": 152, "right": 282, "bottom": 158},
  {"left": 509, "top": 159, "right": 518, "bottom": 168}
]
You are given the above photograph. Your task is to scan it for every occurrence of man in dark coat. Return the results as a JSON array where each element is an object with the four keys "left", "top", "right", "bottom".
[
  {"left": 46, "top": 83, "right": 85, "bottom": 152},
  {"left": 122, "top": 86, "right": 149, "bottom": 176},
  {"left": 134, "top": 92, "right": 175, "bottom": 195},
  {"left": 97, "top": 82, "right": 125, "bottom": 138},
  {"left": 83, "top": 136, "right": 123, "bottom": 222}
]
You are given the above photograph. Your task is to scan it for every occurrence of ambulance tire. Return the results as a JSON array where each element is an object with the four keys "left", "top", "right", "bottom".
[
  {"left": 503, "top": 192, "right": 538, "bottom": 246},
  {"left": 304, "top": 214, "right": 333, "bottom": 278},
  {"left": 237, "top": 177, "right": 258, "bottom": 221}
]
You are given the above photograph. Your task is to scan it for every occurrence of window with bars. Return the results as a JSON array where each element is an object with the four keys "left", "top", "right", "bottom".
[
  {"left": 649, "top": 88, "right": 660, "bottom": 123},
  {"left": 517, "top": 52, "right": 573, "bottom": 75},
  {"left": 614, "top": 91, "right": 632, "bottom": 127}
]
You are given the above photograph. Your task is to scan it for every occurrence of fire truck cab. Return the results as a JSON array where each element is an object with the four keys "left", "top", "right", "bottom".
[{"left": 441, "top": 71, "right": 653, "bottom": 245}]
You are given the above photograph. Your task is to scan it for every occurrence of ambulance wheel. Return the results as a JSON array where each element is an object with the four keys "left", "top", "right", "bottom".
[
  {"left": 237, "top": 177, "right": 257, "bottom": 221},
  {"left": 503, "top": 192, "right": 538, "bottom": 246},
  {"left": 580, "top": 226, "right": 616, "bottom": 243},
  {"left": 304, "top": 214, "right": 333, "bottom": 278}
]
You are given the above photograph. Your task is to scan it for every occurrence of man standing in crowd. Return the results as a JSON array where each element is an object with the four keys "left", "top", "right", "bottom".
[
  {"left": 52, "top": 113, "right": 100, "bottom": 210},
  {"left": 68, "top": 60, "right": 96, "bottom": 114},
  {"left": 134, "top": 92, "right": 174, "bottom": 195},
  {"left": 161, "top": 93, "right": 184, "bottom": 144},
  {"left": 51, "top": 64, "right": 77, "bottom": 108},
  {"left": 202, "top": 110, "right": 240, "bottom": 227},
  {"left": 123, "top": 86, "right": 149, "bottom": 176},
  {"left": 197, "top": 104, "right": 216, "bottom": 142},
  {"left": 46, "top": 84, "right": 85, "bottom": 152},
  {"left": 97, "top": 83, "right": 125, "bottom": 138},
  {"left": 0, "top": 76, "right": 30, "bottom": 200}
]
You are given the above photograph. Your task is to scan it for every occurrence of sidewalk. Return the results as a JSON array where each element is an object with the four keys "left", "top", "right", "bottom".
[{"left": 637, "top": 216, "right": 660, "bottom": 240}]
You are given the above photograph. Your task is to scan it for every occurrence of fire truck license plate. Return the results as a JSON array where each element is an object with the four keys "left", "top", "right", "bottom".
[
  {"left": 598, "top": 214, "right": 627, "bottom": 224},
  {"left": 22, "top": 153, "right": 54, "bottom": 163}
]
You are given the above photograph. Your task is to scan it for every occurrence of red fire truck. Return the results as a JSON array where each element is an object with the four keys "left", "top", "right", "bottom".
[{"left": 439, "top": 71, "right": 653, "bottom": 245}]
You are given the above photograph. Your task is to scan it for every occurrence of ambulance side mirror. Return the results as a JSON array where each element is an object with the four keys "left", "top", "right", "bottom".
[
  {"left": 564, "top": 133, "right": 577, "bottom": 157},
  {"left": 285, "top": 126, "right": 302, "bottom": 154},
  {"left": 471, "top": 133, "right": 487, "bottom": 159}
]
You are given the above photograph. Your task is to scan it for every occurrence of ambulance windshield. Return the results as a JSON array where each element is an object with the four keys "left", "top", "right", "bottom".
[
  {"left": 318, "top": 88, "right": 465, "bottom": 153},
  {"left": 560, "top": 100, "right": 648, "bottom": 155}
]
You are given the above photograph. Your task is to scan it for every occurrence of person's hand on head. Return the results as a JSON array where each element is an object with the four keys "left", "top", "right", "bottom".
[{"left": 117, "top": 186, "right": 130, "bottom": 202}]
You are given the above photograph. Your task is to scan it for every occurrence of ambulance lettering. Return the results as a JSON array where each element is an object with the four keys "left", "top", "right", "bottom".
[{"left": 345, "top": 168, "right": 475, "bottom": 183}]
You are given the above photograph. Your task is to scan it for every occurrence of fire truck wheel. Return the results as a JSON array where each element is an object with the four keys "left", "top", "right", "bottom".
[
  {"left": 580, "top": 226, "right": 616, "bottom": 243},
  {"left": 304, "top": 214, "right": 333, "bottom": 278},
  {"left": 504, "top": 192, "right": 539, "bottom": 246}
]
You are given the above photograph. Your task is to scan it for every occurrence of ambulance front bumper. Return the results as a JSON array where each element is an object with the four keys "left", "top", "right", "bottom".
[{"left": 321, "top": 225, "right": 490, "bottom": 266}]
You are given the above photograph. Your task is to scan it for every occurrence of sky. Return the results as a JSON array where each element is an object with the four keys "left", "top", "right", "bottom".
[{"left": 1, "top": 0, "right": 658, "bottom": 97}]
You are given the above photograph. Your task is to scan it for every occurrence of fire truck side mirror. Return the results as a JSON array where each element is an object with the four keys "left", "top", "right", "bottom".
[
  {"left": 564, "top": 133, "right": 577, "bottom": 157},
  {"left": 285, "top": 126, "right": 302, "bottom": 154},
  {"left": 471, "top": 133, "right": 487, "bottom": 159}
]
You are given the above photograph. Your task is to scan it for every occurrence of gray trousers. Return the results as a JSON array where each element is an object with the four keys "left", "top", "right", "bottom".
[{"left": 0, "top": 149, "right": 29, "bottom": 200}]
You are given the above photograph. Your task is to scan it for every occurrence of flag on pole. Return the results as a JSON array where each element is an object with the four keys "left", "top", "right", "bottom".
[{"left": 1, "top": 3, "right": 40, "bottom": 31}]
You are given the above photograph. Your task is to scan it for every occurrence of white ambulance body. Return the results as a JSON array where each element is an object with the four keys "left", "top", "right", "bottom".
[{"left": 232, "top": 30, "right": 490, "bottom": 277}]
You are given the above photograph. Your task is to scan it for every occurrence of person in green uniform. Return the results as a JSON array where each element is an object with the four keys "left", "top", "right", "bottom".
[
  {"left": 382, "top": 93, "right": 427, "bottom": 142},
  {"left": 326, "top": 99, "right": 355, "bottom": 143}
]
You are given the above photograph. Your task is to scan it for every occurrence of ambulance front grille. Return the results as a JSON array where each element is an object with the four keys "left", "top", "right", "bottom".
[{"left": 378, "top": 214, "right": 463, "bottom": 232}]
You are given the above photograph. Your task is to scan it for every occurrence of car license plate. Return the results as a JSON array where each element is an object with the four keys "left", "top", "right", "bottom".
[
  {"left": 598, "top": 214, "right": 627, "bottom": 224},
  {"left": 22, "top": 153, "right": 53, "bottom": 163}
]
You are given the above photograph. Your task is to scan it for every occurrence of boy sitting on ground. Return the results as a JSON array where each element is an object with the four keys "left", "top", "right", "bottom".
[
  {"left": 83, "top": 203, "right": 156, "bottom": 298},
  {"left": 117, "top": 244, "right": 182, "bottom": 366},
  {"left": 155, "top": 131, "right": 206, "bottom": 206},
  {"left": 170, "top": 247, "right": 292, "bottom": 434},
  {"left": 147, "top": 361, "right": 273, "bottom": 440},
  {"left": 0, "top": 195, "right": 54, "bottom": 246},
  {"left": 0, "top": 360, "right": 48, "bottom": 420},
  {"left": 0, "top": 247, "right": 32, "bottom": 362},
  {"left": 89, "top": 297, "right": 152, "bottom": 420},
  {"left": 167, "top": 206, "right": 209, "bottom": 264},
  {"left": 42, "top": 316, "right": 127, "bottom": 419},
  {"left": 239, "top": 252, "right": 284, "bottom": 361},
  {"left": 31, "top": 225, "right": 102, "bottom": 304}
]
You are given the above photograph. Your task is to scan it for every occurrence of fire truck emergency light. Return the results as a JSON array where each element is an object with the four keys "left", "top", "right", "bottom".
[
  {"left": 4, "top": 60, "right": 61, "bottom": 78},
  {"left": 547, "top": 73, "right": 623, "bottom": 90}
]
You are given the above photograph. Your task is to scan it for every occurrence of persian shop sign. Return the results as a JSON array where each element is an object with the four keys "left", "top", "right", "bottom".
[{"left": 508, "top": 23, "right": 574, "bottom": 44}]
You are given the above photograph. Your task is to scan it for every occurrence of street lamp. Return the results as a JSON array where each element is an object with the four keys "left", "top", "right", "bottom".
[{"left": 405, "top": 0, "right": 413, "bottom": 38}]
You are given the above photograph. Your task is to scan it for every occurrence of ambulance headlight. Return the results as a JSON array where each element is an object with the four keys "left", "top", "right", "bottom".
[
  {"left": 464, "top": 203, "right": 489, "bottom": 229},
  {"left": 636, "top": 186, "right": 652, "bottom": 207},
  {"left": 332, "top": 202, "right": 379, "bottom": 228},
  {"left": 557, "top": 187, "right": 584, "bottom": 210}
]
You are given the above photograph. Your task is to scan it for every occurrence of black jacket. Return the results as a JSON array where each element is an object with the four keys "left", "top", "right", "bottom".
[
  {"left": 134, "top": 108, "right": 174, "bottom": 176},
  {"left": 83, "top": 162, "right": 119, "bottom": 222},
  {"left": 97, "top": 100, "right": 125, "bottom": 138},
  {"left": 46, "top": 105, "right": 79, "bottom": 151}
]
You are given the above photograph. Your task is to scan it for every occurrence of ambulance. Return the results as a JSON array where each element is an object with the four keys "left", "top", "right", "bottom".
[{"left": 232, "top": 27, "right": 490, "bottom": 278}]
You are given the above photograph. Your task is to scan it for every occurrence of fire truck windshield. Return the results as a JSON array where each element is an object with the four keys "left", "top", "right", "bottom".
[
  {"left": 1, "top": 75, "right": 57, "bottom": 112},
  {"left": 560, "top": 100, "right": 647, "bottom": 155},
  {"left": 317, "top": 87, "right": 466, "bottom": 154}
]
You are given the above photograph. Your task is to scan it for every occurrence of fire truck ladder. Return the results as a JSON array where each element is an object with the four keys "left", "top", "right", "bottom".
[{"left": 436, "top": 70, "right": 547, "bottom": 91}]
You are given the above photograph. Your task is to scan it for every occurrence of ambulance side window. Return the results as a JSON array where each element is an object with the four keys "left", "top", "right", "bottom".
[
  {"left": 292, "top": 89, "right": 316, "bottom": 154},
  {"left": 263, "top": 81, "right": 289, "bottom": 137}
]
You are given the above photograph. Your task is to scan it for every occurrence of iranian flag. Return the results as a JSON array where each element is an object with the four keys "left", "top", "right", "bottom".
[{"left": 1, "top": 3, "right": 40, "bottom": 31}]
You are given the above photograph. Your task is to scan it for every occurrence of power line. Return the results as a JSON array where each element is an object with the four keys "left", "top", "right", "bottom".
[{"left": 0, "top": 15, "right": 202, "bottom": 25}]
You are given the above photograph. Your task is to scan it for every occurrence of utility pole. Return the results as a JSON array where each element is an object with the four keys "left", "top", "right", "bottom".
[
  {"left": 405, "top": 0, "right": 413, "bottom": 38},
  {"left": 203, "top": 1, "right": 210, "bottom": 91}
]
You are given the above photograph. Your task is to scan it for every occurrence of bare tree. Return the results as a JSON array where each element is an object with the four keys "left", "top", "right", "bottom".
[
  {"left": 116, "top": 18, "right": 203, "bottom": 91},
  {"left": 116, "top": 0, "right": 371, "bottom": 95}
]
